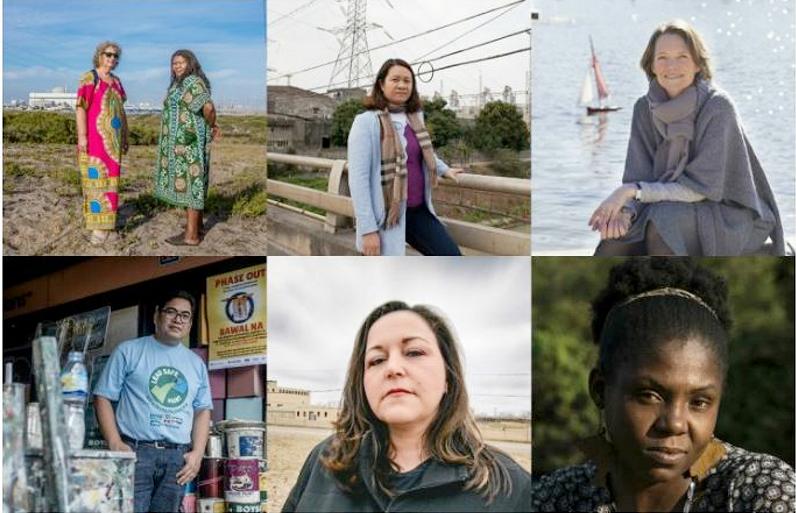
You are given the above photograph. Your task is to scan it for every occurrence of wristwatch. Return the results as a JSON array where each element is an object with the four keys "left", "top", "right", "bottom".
[{"left": 633, "top": 182, "right": 642, "bottom": 201}]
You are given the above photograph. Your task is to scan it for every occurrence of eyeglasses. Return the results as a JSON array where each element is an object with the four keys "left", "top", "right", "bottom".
[
  {"left": 103, "top": 52, "right": 120, "bottom": 59},
  {"left": 160, "top": 307, "right": 192, "bottom": 322}
]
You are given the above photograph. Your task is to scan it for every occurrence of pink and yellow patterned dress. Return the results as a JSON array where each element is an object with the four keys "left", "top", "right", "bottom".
[{"left": 76, "top": 70, "right": 126, "bottom": 230}]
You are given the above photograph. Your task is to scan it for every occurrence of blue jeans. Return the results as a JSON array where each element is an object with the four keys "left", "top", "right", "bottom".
[
  {"left": 131, "top": 443, "right": 188, "bottom": 513},
  {"left": 406, "top": 204, "right": 462, "bottom": 256}
]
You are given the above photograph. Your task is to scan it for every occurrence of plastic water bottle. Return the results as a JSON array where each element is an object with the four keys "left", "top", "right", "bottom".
[{"left": 60, "top": 351, "right": 88, "bottom": 451}]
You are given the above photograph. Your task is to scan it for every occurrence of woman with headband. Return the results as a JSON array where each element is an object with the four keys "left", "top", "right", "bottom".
[
  {"left": 589, "top": 20, "right": 784, "bottom": 256},
  {"left": 532, "top": 259, "right": 795, "bottom": 512},
  {"left": 347, "top": 58, "right": 463, "bottom": 256}
]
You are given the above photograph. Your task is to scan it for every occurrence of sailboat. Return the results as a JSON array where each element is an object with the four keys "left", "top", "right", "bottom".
[{"left": 579, "top": 36, "right": 621, "bottom": 115}]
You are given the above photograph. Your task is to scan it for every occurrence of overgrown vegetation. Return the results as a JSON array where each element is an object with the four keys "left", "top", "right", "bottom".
[{"left": 3, "top": 111, "right": 266, "bottom": 145}]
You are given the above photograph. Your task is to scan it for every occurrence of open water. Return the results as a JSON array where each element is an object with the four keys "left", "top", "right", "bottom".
[{"left": 531, "top": 0, "right": 795, "bottom": 253}]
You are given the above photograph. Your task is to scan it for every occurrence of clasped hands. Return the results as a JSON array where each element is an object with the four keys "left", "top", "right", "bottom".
[{"left": 589, "top": 183, "right": 637, "bottom": 240}]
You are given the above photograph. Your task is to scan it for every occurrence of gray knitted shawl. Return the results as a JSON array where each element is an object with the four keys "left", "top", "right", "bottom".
[{"left": 623, "top": 79, "right": 784, "bottom": 255}]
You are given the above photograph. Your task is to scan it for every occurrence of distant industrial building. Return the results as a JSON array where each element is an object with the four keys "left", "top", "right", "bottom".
[
  {"left": 28, "top": 87, "right": 77, "bottom": 109},
  {"left": 266, "top": 85, "right": 340, "bottom": 151},
  {"left": 266, "top": 380, "right": 339, "bottom": 428}
]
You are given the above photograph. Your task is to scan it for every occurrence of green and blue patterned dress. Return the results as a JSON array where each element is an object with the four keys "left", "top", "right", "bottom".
[{"left": 154, "top": 74, "right": 213, "bottom": 209}]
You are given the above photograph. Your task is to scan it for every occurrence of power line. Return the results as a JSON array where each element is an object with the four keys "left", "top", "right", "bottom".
[
  {"left": 307, "top": 45, "right": 529, "bottom": 92},
  {"left": 268, "top": 0, "right": 323, "bottom": 27},
  {"left": 269, "top": 0, "right": 526, "bottom": 82},
  {"left": 412, "top": 29, "right": 529, "bottom": 67},
  {"left": 417, "top": 47, "right": 530, "bottom": 79},
  {"left": 413, "top": 1, "right": 524, "bottom": 63}
]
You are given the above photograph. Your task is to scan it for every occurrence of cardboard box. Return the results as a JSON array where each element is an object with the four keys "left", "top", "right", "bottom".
[
  {"left": 191, "top": 347, "right": 208, "bottom": 362},
  {"left": 211, "top": 399, "right": 225, "bottom": 424},
  {"left": 226, "top": 365, "right": 264, "bottom": 398},
  {"left": 209, "top": 369, "right": 226, "bottom": 399},
  {"left": 225, "top": 397, "right": 263, "bottom": 422}
]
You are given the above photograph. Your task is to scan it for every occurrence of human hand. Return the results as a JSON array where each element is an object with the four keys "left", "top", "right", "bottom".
[
  {"left": 211, "top": 125, "right": 221, "bottom": 142},
  {"left": 601, "top": 210, "right": 632, "bottom": 240},
  {"left": 108, "top": 439, "right": 133, "bottom": 452},
  {"left": 589, "top": 184, "right": 636, "bottom": 232},
  {"left": 176, "top": 450, "right": 203, "bottom": 486},
  {"left": 77, "top": 135, "right": 88, "bottom": 154},
  {"left": 443, "top": 167, "right": 463, "bottom": 184},
  {"left": 362, "top": 232, "right": 381, "bottom": 256},
  {"left": 122, "top": 139, "right": 129, "bottom": 155}
]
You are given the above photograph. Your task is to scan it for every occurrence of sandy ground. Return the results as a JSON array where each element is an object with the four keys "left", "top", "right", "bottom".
[
  {"left": 266, "top": 424, "right": 531, "bottom": 512},
  {"left": 3, "top": 142, "right": 266, "bottom": 255}
]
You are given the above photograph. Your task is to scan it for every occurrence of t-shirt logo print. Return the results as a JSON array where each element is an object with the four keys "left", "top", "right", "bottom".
[{"left": 148, "top": 366, "right": 189, "bottom": 410}]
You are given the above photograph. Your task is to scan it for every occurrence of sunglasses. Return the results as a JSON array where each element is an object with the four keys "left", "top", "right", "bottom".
[{"left": 103, "top": 52, "right": 120, "bottom": 59}]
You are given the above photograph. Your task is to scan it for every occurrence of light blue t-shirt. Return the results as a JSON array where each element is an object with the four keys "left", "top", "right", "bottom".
[{"left": 93, "top": 335, "right": 213, "bottom": 444}]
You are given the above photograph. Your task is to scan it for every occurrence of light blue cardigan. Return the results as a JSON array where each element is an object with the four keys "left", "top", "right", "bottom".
[{"left": 346, "top": 110, "right": 450, "bottom": 255}]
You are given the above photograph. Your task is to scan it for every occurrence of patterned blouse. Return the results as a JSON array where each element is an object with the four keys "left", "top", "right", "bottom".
[{"left": 532, "top": 441, "right": 796, "bottom": 512}]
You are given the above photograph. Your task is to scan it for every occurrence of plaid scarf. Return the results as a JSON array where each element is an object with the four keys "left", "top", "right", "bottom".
[{"left": 377, "top": 109, "right": 437, "bottom": 228}]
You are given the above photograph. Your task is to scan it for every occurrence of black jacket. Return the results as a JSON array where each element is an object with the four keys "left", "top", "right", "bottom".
[{"left": 282, "top": 435, "right": 531, "bottom": 512}]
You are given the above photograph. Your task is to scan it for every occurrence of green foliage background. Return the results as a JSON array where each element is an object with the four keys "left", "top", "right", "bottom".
[
  {"left": 532, "top": 257, "right": 795, "bottom": 475},
  {"left": 471, "top": 100, "right": 530, "bottom": 151},
  {"left": 3, "top": 111, "right": 266, "bottom": 145}
]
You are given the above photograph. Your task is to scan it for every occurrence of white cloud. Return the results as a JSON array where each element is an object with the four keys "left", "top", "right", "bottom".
[{"left": 267, "top": 257, "right": 531, "bottom": 417}]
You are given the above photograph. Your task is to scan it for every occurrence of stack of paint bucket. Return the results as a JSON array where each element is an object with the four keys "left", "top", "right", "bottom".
[
  {"left": 189, "top": 420, "right": 268, "bottom": 513},
  {"left": 182, "top": 479, "right": 198, "bottom": 513},
  {"left": 220, "top": 420, "right": 267, "bottom": 513},
  {"left": 197, "top": 431, "right": 225, "bottom": 513}
]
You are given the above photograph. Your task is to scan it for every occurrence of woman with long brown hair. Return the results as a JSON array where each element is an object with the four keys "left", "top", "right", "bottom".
[{"left": 282, "top": 301, "right": 530, "bottom": 512}]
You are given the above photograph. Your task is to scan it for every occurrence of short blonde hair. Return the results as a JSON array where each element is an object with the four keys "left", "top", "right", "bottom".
[
  {"left": 640, "top": 20, "right": 712, "bottom": 82},
  {"left": 92, "top": 41, "right": 122, "bottom": 69}
]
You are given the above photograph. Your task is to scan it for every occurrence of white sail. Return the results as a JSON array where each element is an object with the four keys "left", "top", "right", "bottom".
[{"left": 579, "top": 69, "right": 593, "bottom": 106}]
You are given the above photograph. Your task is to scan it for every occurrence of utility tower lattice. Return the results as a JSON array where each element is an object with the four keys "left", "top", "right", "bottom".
[{"left": 325, "top": 0, "right": 375, "bottom": 90}]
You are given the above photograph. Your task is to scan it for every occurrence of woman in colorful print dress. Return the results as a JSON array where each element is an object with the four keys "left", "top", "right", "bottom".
[
  {"left": 76, "top": 41, "right": 129, "bottom": 246},
  {"left": 154, "top": 49, "right": 220, "bottom": 246}
]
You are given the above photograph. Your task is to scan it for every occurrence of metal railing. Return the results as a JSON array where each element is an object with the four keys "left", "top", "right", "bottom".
[{"left": 267, "top": 152, "right": 530, "bottom": 255}]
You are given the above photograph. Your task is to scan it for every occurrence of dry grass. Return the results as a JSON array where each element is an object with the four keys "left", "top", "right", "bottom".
[
  {"left": 266, "top": 424, "right": 531, "bottom": 512},
  {"left": 3, "top": 139, "right": 266, "bottom": 255}
]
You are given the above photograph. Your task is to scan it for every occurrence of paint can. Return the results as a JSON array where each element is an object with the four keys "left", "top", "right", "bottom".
[
  {"left": 220, "top": 421, "right": 266, "bottom": 459},
  {"left": 206, "top": 434, "right": 223, "bottom": 459},
  {"left": 181, "top": 493, "right": 196, "bottom": 513},
  {"left": 258, "top": 460, "right": 267, "bottom": 502},
  {"left": 258, "top": 460, "right": 267, "bottom": 503},
  {"left": 224, "top": 458, "right": 259, "bottom": 504},
  {"left": 197, "top": 497, "right": 225, "bottom": 513},
  {"left": 226, "top": 503, "right": 261, "bottom": 513},
  {"left": 199, "top": 458, "right": 225, "bottom": 498}
]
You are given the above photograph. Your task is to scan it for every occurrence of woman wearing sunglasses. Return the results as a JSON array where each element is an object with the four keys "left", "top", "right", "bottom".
[
  {"left": 76, "top": 41, "right": 129, "bottom": 246},
  {"left": 154, "top": 49, "right": 220, "bottom": 246}
]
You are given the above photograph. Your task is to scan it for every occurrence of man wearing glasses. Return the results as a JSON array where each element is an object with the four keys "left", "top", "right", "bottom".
[{"left": 94, "top": 290, "right": 212, "bottom": 513}]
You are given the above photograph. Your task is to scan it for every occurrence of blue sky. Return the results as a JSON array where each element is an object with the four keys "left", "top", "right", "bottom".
[{"left": 3, "top": 0, "right": 267, "bottom": 111}]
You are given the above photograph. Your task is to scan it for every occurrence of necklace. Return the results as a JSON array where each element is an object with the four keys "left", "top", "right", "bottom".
[{"left": 599, "top": 478, "right": 696, "bottom": 513}]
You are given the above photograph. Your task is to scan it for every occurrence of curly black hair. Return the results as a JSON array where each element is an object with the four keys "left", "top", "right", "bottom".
[{"left": 591, "top": 258, "right": 731, "bottom": 382}]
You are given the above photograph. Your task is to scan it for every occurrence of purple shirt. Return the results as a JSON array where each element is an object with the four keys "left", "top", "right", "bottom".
[{"left": 404, "top": 124, "right": 425, "bottom": 207}]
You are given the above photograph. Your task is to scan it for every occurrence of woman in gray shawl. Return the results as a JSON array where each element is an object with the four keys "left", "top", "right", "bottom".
[{"left": 589, "top": 20, "right": 784, "bottom": 256}]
